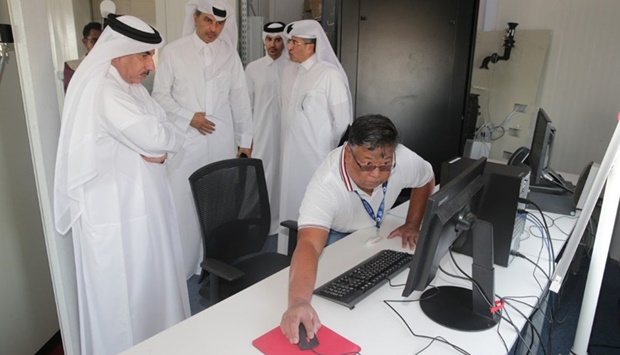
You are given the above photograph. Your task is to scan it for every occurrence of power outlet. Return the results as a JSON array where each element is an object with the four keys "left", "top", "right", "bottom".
[
  {"left": 508, "top": 127, "right": 521, "bottom": 137},
  {"left": 513, "top": 103, "right": 527, "bottom": 113}
]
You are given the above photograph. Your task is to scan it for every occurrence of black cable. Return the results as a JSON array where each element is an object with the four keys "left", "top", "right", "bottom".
[
  {"left": 503, "top": 295, "right": 551, "bottom": 324},
  {"left": 528, "top": 319, "right": 535, "bottom": 352},
  {"left": 520, "top": 277, "right": 555, "bottom": 354},
  {"left": 437, "top": 263, "right": 526, "bottom": 354},
  {"left": 438, "top": 263, "right": 496, "bottom": 310},
  {"left": 447, "top": 247, "right": 494, "bottom": 307},
  {"left": 438, "top": 264, "right": 468, "bottom": 281},
  {"left": 494, "top": 309, "right": 510, "bottom": 354},
  {"left": 524, "top": 210, "right": 556, "bottom": 277},
  {"left": 541, "top": 212, "right": 557, "bottom": 229},
  {"left": 511, "top": 250, "right": 551, "bottom": 281},
  {"left": 500, "top": 307, "right": 535, "bottom": 355},
  {"left": 500, "top": 250, "right": 555, "bottom": 355},
  {"left": 386, "top": 276, "right": 405, "bottom": 288},
  {"left": 439, "top": 256, "right": 549, "bottom": 355},
  {"left": 427, "top": 230, "right": 557, "bottom": 354},
  {"left": 383, "top": 299, "right": 471, "bottom": 355},
  {"left": 550, "top": 214, "right": 578, "bottom": 237},
  {"left": 521, "top": 199, "right": 556, "bottom": 265},
  {"left": 503, "top": 299, "right": 548, "bottom": 355},
  {"left": 524, "top": 213, "right": 552, "bottom": 291}
]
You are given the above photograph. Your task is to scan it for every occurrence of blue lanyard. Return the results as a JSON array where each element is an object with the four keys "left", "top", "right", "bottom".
[{"left": 355, "top": 182, "right": 388, "bottom": 229}]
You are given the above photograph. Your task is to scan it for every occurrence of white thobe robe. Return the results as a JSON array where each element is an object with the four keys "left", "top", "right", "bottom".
[
  {"left": 152, "top": 33, "right": 253, "bottom": 277},
  {"left": 245, "top": 54, "right": 288, "bottom": 234},
  {"left": 279, "top": 54, "right": 352, "bottom": 230},
  {"left": 74, "top": 67, "right": 190, "bottom": 355}
]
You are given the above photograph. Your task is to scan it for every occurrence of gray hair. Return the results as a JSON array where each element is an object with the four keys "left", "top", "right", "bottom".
[{"left": 348, "top": 114, "right": 399, "bottom": 150}]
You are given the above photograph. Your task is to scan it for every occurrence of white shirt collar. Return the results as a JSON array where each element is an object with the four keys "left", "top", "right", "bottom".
[
  {"left": 265, "top": 54, "right": 276, "bottom": 65},
  {"left": 191, "top": 31, "right": 218, "bottom": 53},
  {"left": 300, "top": 53, "right": 317, "bottom": 70}
]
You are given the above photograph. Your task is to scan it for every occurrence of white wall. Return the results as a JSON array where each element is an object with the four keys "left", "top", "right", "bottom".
[
  {"left": 72, "top": 0, "right": 92, "bottom": 56},
  {"left": 0, "top": 0, "right": 60, "bottom": 354},
  {"left": 488, "top": 0, "right": 620, "bottom": 174}
]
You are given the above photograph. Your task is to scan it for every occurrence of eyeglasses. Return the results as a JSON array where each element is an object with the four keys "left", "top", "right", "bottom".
[
  {"left": 288, "top": 39, "right": 311, "bottom": 46},
  {"left": 348, "top": 145, "right": 396, "bottom": 172},
  {"left": 86, "top": 37, "right": 99, "bottom": 44}
]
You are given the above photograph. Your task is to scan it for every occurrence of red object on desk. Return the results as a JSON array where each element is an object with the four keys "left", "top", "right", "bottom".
[{"left": 253, "top": 325, "right": 361, "bottom": 355}]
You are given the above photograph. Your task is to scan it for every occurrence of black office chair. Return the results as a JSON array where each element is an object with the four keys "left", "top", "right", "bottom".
[{"left": 189, "top": 158, "right": 293, "bottom": 306}]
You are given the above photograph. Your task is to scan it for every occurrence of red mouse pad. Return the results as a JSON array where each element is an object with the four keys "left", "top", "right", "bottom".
[{"left": 253, "top": 325, "right": 361, "bottom": 355}]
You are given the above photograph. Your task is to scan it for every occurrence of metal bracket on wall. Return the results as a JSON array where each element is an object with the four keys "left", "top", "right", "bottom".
[
  {"left": 0, "top": 24, "right": 14, "bottom": 82},
  {"left": 480, "top": 22, "right": 518, "bottom": 69}
]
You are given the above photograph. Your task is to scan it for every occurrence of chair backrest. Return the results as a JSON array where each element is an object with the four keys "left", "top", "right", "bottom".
[{"left": 189, "top": 158, "right": 271, "bottom": 263}]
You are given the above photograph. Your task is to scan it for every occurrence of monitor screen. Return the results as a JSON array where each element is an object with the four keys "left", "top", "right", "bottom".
[
  {"left": 401, "top": 157, "right": 499, "bottom": 331},
  {"left": 529, "top": 108, "right": 556, "bottom": 185}
]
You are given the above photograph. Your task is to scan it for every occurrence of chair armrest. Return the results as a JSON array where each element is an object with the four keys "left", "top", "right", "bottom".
[
  {"left": 280, "top": 220, "right": 298, "bottom": 231},
  {"left": 280, "top": 220, "right": 299, "bottom": 256},
  {"left": 201, "top": 258, "right": 245, "bottom": 282}
]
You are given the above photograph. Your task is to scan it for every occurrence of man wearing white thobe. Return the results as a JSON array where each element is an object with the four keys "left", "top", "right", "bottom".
[
  {"left": 245, "top": 21, "right": 288, "bottom": 235},
  {"left": 279, "top": 20, "right": 353, "bottom": 238},
  {"left": 54, "top": 15, "right": 190, "bottom": 355},
  {"left": 152, "top": 0, "right": 253, "bottom": 277}
]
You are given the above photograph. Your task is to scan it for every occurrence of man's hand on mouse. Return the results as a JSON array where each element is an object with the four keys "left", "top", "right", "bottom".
[{"left": 280, "top": 300, "right": 321, "bottom": 344}]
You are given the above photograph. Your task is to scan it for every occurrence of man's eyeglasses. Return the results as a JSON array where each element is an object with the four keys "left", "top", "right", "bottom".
[
  {"left": 86, "top": 37, "right": 99, "bottom": 44},
  {"left": 288, "top": 39, "right": 311, "bottom": 46},
  {"left": 348, "top": 145, "right": 396, "bottom": 172}
]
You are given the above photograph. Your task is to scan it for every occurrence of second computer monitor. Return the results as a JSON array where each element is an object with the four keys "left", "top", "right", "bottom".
[{"left": 529, "top": 108, "right": 556, "bottom": 185}]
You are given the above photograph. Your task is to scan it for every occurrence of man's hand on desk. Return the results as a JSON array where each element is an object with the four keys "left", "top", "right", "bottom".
[
  {"left": 387, "top": 222, "right": 420, "bottom": 250},
  {"left": 280, "top": 301, "right": 321, "bottom": 344}
]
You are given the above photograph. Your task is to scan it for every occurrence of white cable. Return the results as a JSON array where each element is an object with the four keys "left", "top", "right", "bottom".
[
  {"left": 0, "top": 44, "right": 9, "bottom": 82},
  {"left": 497, "top": 110, "right": 520, "bottom": 128}
]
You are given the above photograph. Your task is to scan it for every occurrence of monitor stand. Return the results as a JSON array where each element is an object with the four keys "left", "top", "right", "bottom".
[
  {"left": 529, "top": 184, "right": 566, "bottom": 195},
  {"left": 530, "top": 169, "right": 576, "bottom": 195},
  {"left": 528, "top": 180, "right": 577, "bottom": 215},
  {"left": 419, "top": 220, "right": 500, "bottom": 331}
]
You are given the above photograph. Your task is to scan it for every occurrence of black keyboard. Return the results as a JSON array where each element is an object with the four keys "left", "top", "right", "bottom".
[{"left": 313, "top": 249, "right": 414, "bottom": 309}]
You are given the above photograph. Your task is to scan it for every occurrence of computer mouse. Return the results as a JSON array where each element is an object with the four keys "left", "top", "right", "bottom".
[{"left": 297, "top": 323, "right": 319, "bottom": 350}]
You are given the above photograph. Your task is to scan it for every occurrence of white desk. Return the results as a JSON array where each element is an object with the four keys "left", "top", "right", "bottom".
[{"left": 123, "top": 204, "right": 578, "bottom": 354}]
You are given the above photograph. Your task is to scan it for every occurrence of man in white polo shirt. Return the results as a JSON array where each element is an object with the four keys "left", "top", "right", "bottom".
[{"left": 280, "top": 114, "right": 435, "bottom": 344}]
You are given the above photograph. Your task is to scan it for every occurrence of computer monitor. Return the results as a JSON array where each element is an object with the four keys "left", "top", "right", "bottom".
[
  {"left": 529, "top": 108, "right": 556, "bottom": 186},
  {"left": 402, "top": 157, "right": 499, "bottom": 331}
]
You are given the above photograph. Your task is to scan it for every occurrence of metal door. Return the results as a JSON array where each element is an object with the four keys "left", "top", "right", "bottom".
[{"left": 340, "top": 0, "right": 478, "bottom": 177}]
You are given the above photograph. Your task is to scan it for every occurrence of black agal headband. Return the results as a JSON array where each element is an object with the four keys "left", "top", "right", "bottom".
[{"left": 107, "top": 14, "right": 162, "bottom": 44}]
